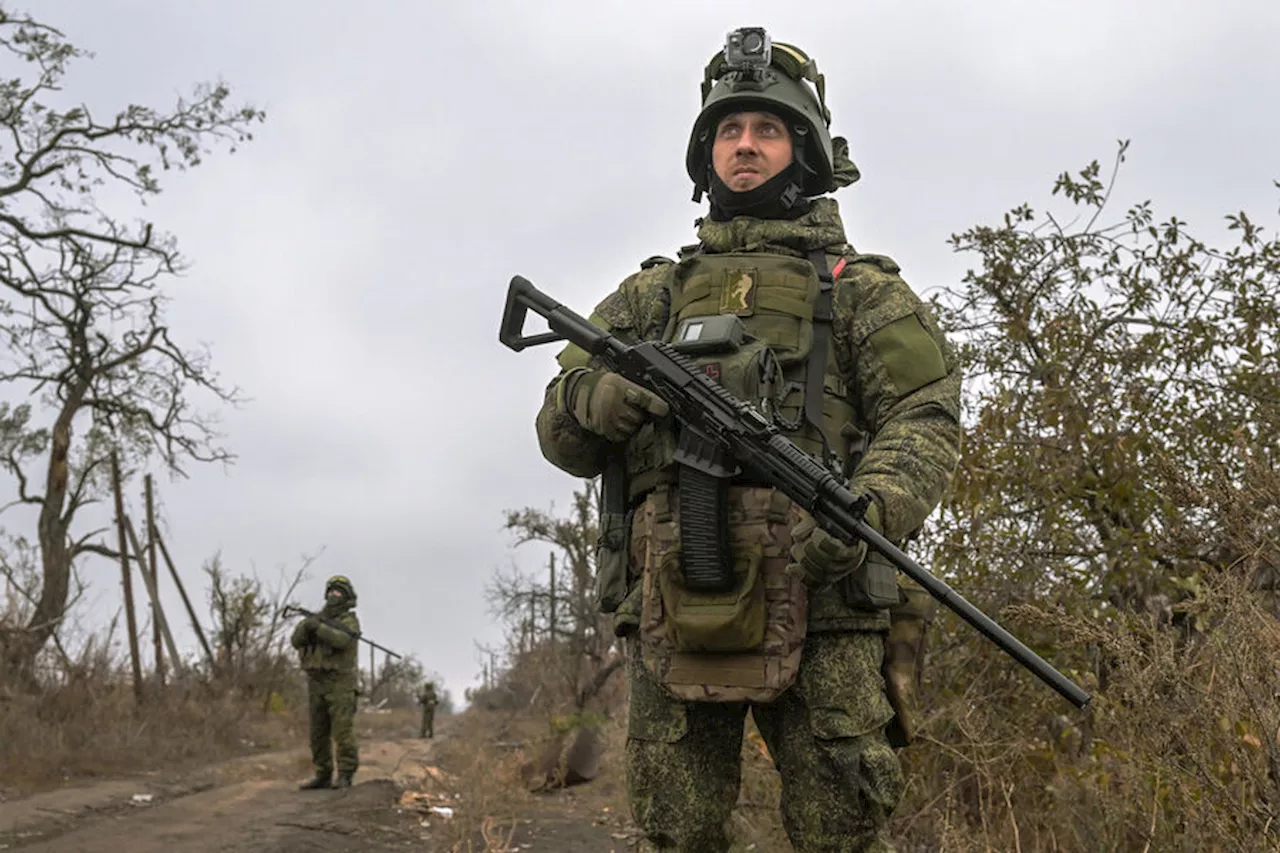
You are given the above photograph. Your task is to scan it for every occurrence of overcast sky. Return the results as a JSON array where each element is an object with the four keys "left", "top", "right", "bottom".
[{"left": 7, "top": 0, "right": 1277, "bottom": 698}]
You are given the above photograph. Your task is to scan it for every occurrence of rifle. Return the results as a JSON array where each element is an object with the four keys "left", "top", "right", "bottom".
[
  {"left": 499, "top": 275, "right": 1091, "bottom": 711},
  {"left": 282, "top": 604, "right": 403, "bottom": 660}
]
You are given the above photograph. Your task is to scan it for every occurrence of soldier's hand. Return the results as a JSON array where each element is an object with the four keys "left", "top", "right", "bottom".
[
  {"left": 571, "top": 370, "right": 670, "bottom": 442},
  {"left": 786, "top": 515, "right": 868, "bottom": 588}
]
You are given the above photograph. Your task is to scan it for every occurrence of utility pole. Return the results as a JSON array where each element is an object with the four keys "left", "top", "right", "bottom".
[
  {"left": 124, "top": 516, "right": 184, "bottom": 677},
  {"left": 110, "top": 452, "right": 143, "bottom": 705},
  {"left": 548, "top": 552, "right": 557, "bottom": 645},
  {"left": 154, "top": 531, "right": 215, "bottom": 671},
  {"left": 144, "top": 476, "right": 164, "bottom": 687}
]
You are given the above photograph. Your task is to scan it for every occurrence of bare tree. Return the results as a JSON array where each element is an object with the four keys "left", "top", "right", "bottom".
[
  {"left": 495, "top": 481, "right": 624, "bottom": 712},
  {"left": 205, "top": 551, "right": 310, "bottom": 692},
  {"left": 0, "top": 6, "right": 264, "bottom": 678}
]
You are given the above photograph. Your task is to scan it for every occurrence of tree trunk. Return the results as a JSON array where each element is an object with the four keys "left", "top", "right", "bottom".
[{"left": 7, "top": 390, "right": 82, "bottom": 680}]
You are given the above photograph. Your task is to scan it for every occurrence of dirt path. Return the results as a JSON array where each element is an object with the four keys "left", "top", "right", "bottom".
[
  {"left": 0, "top": 717, "right": 637, "bottom": 853},
  {"left": 0, "top": 737, "right": 426, "bottom": 852}
]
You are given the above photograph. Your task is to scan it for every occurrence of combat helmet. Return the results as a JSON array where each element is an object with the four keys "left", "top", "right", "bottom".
[
  {"left": 687, "top": 28, "right": 854, "bottom": 201},
  {"left": 325, "top": 574, "right": 357, "bottom": 605}
]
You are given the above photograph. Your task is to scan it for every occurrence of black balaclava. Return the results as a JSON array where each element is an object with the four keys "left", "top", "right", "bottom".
[{"left": 708, "top": 156, "right": 811, "bottom": 222}]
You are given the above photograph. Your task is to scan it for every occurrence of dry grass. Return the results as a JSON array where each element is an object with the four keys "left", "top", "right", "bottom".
[
  {"left": 417, "top": 708, "right": 538, "bottom": 852},
  {"left": 0, "top": 672, "right": 306, "bottom": 795},
  {"left": 876, "top": 564, "right": 1280, "bottom": 853}
]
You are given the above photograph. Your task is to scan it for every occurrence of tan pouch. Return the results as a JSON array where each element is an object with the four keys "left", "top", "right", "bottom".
[{"left": 638, "top": 486, "right": 808, "bottom": 703}]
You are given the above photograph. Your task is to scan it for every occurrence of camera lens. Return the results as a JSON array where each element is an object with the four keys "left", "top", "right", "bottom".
[{"left": 742, "top": 32, "right": 763, "bottom": 54}]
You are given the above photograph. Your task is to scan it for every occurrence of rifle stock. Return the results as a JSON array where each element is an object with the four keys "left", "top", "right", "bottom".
[{"left": 501, "top": 275, "right": 1091, "bottom": 711}]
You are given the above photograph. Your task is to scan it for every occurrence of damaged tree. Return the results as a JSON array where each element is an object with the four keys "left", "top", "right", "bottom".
[{"left": 0, "top": 6, "right": 263, "bottom": 680}]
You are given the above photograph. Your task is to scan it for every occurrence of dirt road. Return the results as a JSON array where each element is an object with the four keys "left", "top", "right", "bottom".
[
  {"left": 0, "top": 738, "right": 429, "bottom": 852},
  {"left": 0, "top": 718, "right": 638, "bottom": 853}
]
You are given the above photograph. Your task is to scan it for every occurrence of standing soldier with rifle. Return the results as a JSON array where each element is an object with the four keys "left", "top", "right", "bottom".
[
  {"left": 290, "top": 575, "right": 362, "bottom": 790},
  {"left": 417, "top": 680, "right": 438, "bottom": 739},
  {"left": 527, "top": 28, "right": 963, "bottom": 853}
]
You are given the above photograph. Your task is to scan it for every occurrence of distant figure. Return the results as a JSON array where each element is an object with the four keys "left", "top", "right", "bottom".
[
  {"left": 417, "top": 680, "right": 438, "bottom": 739},
  {"left": 291, "top": 575, "right": 361, "bottom": 789}
]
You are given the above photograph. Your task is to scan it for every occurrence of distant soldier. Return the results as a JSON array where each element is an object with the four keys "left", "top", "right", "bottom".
[
  {"left": 291, "top": 575, "right": 361, "bottom": 789},
  {"left": 417, "top": 680, "right": 438, "bottom": 739}
]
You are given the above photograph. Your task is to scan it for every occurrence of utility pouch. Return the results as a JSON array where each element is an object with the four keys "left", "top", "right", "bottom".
[
  {"left": 660, "top": 542, "right": 766, "bottom": 653},
  {"left": 838, "top": 550, "right": 902, "bottom": 611},
  {"left": 595, "top": 457, "right": 630, "bottom": 614},
  {"left": 639, "top": 486, "right": 808, "bottom": 704}
]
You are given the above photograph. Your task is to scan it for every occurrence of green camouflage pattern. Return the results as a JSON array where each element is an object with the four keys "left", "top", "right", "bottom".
[
  {"left": 534, "top": 194, "right": 958, "bottom": 852},
  {"left": 626, "top": 631, "right": 902, "bottom": 852},
  {"left": 291, "top": 582, "right": 361, "bottom": 778},
  {"left": 535, "top": 196, "right": 961, "bottom": 631},
  {"left": 418, "top": 682, "right": 438, "bottom": 739},
  {"left": 307, "top": 672, "right": 358, "bottom": 777},
  {"left": 290, "top": 607, "right": 361, "bottom": 672}
]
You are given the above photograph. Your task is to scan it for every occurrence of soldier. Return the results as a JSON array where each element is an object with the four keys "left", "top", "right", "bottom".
[
  {"left": 417, "top": 680, "right": 438, "bottom": 739},
  {"left": 533, "top": 28, "right": 960, "bottom": 853},
  {"left": 291, "top": 575, "right": 362, "bottom": 790}
]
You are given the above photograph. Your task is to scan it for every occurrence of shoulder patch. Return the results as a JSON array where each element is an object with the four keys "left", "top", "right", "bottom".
[
  {"left": 850, "top": 253, "right": 902, "bottom": 275},
  {"left": 640, "top": 255, "right": 674, "bottom": 269}
]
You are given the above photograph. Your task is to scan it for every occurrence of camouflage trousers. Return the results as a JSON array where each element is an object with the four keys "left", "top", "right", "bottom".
[
  {"left": 627, "top": 631, "right": 903, "bottom": 853},
  {"left": 306, "top": 672, "right": 359, "bottom": 777},
  {"left": 420, "top": 706, "right": 435, "bottom": 739}
]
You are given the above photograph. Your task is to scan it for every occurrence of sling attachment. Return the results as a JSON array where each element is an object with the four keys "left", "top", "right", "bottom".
[
  {"left": 806, "top": 248, "right": 841, "bottom": 475},
  {"left": 673, "top": 425, "right": 740, "bottom": 593}
]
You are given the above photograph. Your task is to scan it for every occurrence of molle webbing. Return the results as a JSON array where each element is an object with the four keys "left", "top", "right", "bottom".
[{"left": 804, "top": 248, "right": 837, "bottom": 472}]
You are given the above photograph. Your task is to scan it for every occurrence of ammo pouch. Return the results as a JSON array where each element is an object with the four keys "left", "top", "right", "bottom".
[
  {"left": 658, "top": 529, "right": 766, "bottom": 654},
  {"left": 638, "top": 485, "right": 808, "bottom": 704},
  {"left": 838, "top": 550, "right": 902, "bottom": 611}
]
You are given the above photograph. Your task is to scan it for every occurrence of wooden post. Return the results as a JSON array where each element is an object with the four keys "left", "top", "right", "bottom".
[
  {"left": 369, "top": 642, "right": 375, "bottom": 699},
  {"left": 528, "top": 589, "right": 537, "bottom": 648},
  {"left": 124, "top": 516, "right": 184, "bottom": 677},
  {"left": 154, "top": 531, "right": 215, "bottom": 670},
  {"left": 548, "top": 553, "right": 557, "bottom": 645},
  {"left": 110, "top": 452, "right": 143, "bottom": 705},
  {"left": 144, "top": 476, "right": 164, "bottom": 687}
]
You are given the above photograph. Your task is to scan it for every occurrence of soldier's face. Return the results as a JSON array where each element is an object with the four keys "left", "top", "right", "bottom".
[{"left": 712, "top": 110, "right": 793, "bottom": 192}]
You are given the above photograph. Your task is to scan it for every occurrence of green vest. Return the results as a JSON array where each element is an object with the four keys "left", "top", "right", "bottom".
[{"left": 624, "top": 250, "right": 860, "bottom": 501}]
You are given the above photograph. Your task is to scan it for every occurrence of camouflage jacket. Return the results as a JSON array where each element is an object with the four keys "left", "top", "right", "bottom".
[
  {"left": 535, "top": 197, "right": 962, "bottom": 631},
  {"left": 290, "top": 606, "right": 361, "bottom": 675}
]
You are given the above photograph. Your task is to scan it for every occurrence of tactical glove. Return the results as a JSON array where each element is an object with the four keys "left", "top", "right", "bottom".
[
  {"left": 569, "top": 369, "right": 670, "bottom": 442},
  {"left": 786, "top": 514, "right": 869, "bottom": 588}
]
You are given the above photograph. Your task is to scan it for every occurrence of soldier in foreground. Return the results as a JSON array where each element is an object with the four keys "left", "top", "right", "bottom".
[
  {"left": 291, "top": 575, "right": 362, "bottom": 789},
  {"left": 417, "top": 679, "right": 438, "bottom": 739},
  {"left": 532, "top": 28, "right": 961, "bottom": 852}
]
